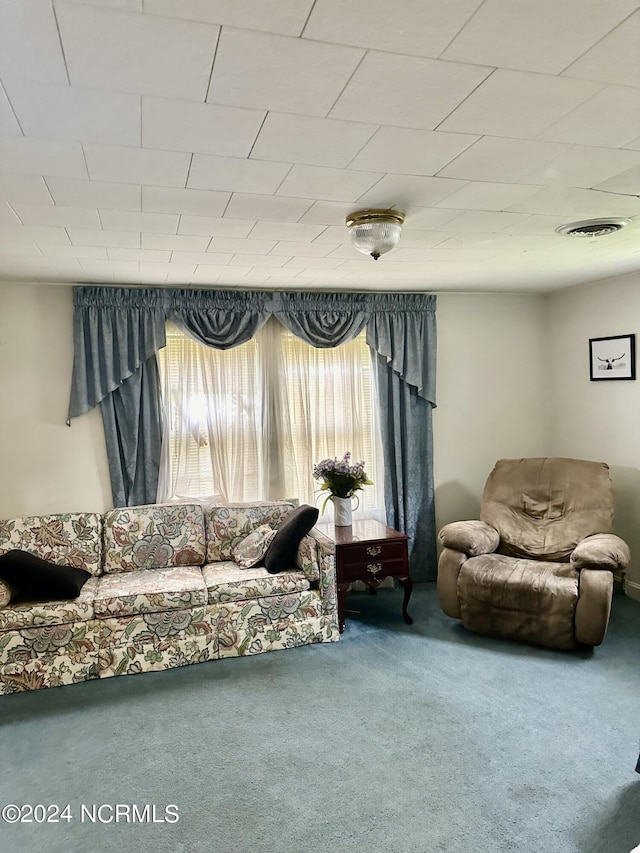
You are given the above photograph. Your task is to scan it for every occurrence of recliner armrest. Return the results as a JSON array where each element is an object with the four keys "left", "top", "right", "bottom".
[
  {"left": 438, "top": 520, "right": 499, "bottom": 557},
  {"left": 570, "top": 533, "right": 631, "bottom": 571}
]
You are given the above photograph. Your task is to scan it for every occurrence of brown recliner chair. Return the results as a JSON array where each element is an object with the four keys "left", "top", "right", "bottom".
[{"left": 437, "top": 457, "right": 630, "bottom": 649}]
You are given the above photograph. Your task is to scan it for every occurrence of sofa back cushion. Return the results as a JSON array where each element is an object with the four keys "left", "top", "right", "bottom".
[
  {"left": 0, "top": 513, "right": 103, "bottom": 576},
  {"left": 205, "top": 502, "right": 297, "bottom": 562},
  {"left": 103, "top": 503, "right": 206, "bottom": 573},
  {"left": 481, "top": 457, "right": 614, "bottom": 561}
]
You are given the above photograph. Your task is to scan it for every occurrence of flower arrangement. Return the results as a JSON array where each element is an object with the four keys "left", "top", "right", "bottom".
[{"left": 313, "top": 452, "right": 373, "bottom": 511}]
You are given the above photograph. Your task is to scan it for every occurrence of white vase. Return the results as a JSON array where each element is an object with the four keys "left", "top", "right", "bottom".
[{"left": 331, "top": 495, "right": 353, "bottom": 526}]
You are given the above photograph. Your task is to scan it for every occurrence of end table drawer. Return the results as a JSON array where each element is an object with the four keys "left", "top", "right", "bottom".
[
  {"left": 341, "top": 557, "right": 408, "bottom": 583},
  {"left": 341, "top": 540, "right": 406, "bottom": 565}
]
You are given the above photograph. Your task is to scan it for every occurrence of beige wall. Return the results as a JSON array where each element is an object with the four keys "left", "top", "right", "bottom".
[
  {"left": 2, "top": 279, "right": 637, "bottom": 598},
  {"left": 433, "top": 294, "right": 548, "bottom": 529},
  {"left": 0, "top": 282, "right": 111, "bottom": 517},
  {"left": 547, "top": 271, "right": 640, "bottom": 598}
]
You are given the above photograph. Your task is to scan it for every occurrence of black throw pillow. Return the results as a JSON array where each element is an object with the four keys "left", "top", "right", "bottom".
[
  {"left": 264, "top": 505, "right": 319, "bottom": 575},
  {"left": 0, "top": 550, "right": 91, "bottom": 602}
]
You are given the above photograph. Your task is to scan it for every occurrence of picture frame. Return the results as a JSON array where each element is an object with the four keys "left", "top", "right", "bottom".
[{"left": 589, "top": 333, "right": 636, "bottom": 381}]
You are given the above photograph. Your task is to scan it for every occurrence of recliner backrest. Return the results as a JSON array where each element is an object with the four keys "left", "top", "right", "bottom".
[{"left": 480, "top": 457, "right": 614, "bottom": 561}]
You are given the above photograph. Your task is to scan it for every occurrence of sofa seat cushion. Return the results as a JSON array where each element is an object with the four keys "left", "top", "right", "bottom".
[
  {"left": 93, "top": 566, "right": 207, "bottom": 618},
  {"left": 458, "top": 553, "right": 579, "bottom": 649},
  {"left": 203, "top": 561, "right": 310, "bottom": 604},
  {"left": 0, "top": 577, "right": 99, "bottom": 631}
]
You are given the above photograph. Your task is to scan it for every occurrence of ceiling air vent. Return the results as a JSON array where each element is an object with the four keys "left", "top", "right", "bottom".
[{"left": 556, "top": 217, "right": 630, "bottom": 237}]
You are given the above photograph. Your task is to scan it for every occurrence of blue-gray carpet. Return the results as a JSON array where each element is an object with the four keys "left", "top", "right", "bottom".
[{"left": 1, "top": 585, "right": 639, "bottom": 853}]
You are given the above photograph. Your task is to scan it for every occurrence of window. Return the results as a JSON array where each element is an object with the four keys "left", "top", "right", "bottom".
[{"left": 157, "top": 318, "right": 384, "bottom": 520}]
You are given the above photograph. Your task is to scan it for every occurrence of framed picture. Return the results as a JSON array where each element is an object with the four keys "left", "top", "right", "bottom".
[{"left": 589, "top": 333, "right": 636, "bottom": 381}]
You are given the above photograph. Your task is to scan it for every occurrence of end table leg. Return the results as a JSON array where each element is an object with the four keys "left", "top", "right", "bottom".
[
  {"left": 399, "top": 577, "right": 413, "bottom": 625},
  {"left": 338, "top": 584, "right": 348, "bottom": 633}
]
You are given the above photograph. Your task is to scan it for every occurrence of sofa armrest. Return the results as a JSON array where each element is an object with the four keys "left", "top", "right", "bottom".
[
  {"left": 438, "top": 520, "right": 499, "bottom": 557},
  {"left": 570, "top": 533, "right": 631, "bottom": 571},
  {"left": 306, "top": 527, "right": 338, "bottom": 624}
]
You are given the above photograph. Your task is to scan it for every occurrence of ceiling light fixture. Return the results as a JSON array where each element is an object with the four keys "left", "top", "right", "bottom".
[
  {"left": 346, "top": 208, "right": 405, "bottom": 260},
  {"left": 555, "top": 217, "right": 630, "bottom": 237}
]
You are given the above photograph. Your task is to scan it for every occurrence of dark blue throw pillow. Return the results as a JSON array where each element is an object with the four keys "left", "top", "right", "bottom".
[
  {"left": 263, "top": 505, "right": 319, "bottom": 574},
  {"left": 0, "top": 550, "right": 91, "bottom": 602}
]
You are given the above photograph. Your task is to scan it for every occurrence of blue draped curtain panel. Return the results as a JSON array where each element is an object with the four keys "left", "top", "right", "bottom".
[{"left": 69, "top": 287, "right": 437, "bottom": 582}]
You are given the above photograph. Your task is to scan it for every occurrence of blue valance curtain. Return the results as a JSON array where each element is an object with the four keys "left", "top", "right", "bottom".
[{"left": 69, "top": 287, "right": 437, "bottom": 581}]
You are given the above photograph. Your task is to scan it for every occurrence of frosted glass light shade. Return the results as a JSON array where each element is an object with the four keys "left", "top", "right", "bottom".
[{"left": 346, "top": 209, "right": 405, "bottom": 260}]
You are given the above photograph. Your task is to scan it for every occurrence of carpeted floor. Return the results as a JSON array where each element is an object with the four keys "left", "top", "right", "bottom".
[{"left": 1, "top": 584, "right": 639, "bottom": 853}]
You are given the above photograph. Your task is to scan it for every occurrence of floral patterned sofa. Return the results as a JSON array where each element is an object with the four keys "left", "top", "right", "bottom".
[{"left": 0, "top": 501, "right": 338, "bottom": 694}]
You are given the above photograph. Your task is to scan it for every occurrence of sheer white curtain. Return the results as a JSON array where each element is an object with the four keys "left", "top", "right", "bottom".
[{"left": 157, "top": 318, "right": 384, "bottom": 521}]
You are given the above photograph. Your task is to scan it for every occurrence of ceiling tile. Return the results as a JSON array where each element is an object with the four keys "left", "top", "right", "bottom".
[
  {"left": 12, "top": 203, "right": 101, "bottom": 229},
  {"left": 107, "top": 247, "right": 172, "bottom": 262},
  {"left": 0, "top": 137, "right": 88, "bottom": 179},
  {"left": 38, "top": 243, "right": 108, "bottom": 259},
  {"left": 250, "top": 113, "right": 378, "bottom": 169},
  {"left": 348, "top": 126, "right": 478, "bottom": 175},
  {"left": 142, "top": 233, "right": 211, "bottom": 252},
  {"left": 207, "top": 28, "right": 363, "bottom": 116},
  {"left": 56, "top": 2, "right": 219, "bottom": 99},
  {"left": 439, "top": 70, "right": 602, "bottom": 138},
  {"left": 68, "top": 228, "right": 141, "bottom": 248},
  {"left": 277, "top": 165, "right": 382, "bottom": 202},
  {"left": 268, "top": 241, "right": 336, "bottom": 257},
  {"left": 330, "top": 52, "right": 491, "bottom": 130},
  {"left": 508, "top": 186, "right": 640, "bottom": 218},
  {"left": 539, "top": 85, "right": 640, "bottom": 148},
  {"left": 434, "top": 210, "right": 530, "bottom": 232},
  {"left": 520, "top": 145, "right": 640, "bottom": 188},
  {"left": 84, "top": 144, "right": 190, "bottom": 186},
  {"left": 207, "top": 237, "right": 276, "bottom": 254},
  {"left": 0, "top": 225, "right": 70, "bottom": 245},
  {"left": 434, "top": 181, "right": 543, "bottom": 211},
  {"left": 0, "top": 175, "right": 53, "bottom": 205},
  {"left": 144, "top": 0, "right": 314, "bottom": 35},
  {"left": 99, "top": 209, "right": 179, "bottom": 233},
  {"left": 229, "top": 254, "right": 288, "bottom": 267},
  {"left": 3, "top": 79, "right": 141, "bottom": 146},
  {"left": 564, "top": 9, "right": 640, "bottom": 87},
  {"left": 170, "top": 251, "right": 232, "bottom": 265},
  {"left": 0, "top": 85, "right": 21, "bottom": 135},
  {"left": 45, "top": 177, "right": 141, "bottom": 210},
  {"left": 438, "top": 136, "right": 571, "bottom": 182},
  {"left": 282, "top": 256, "right": 344, "bottom": 269},
  {"left": 0, "top": 203, "right": 20, "bottom": 226},
  {"left": 495, "top": 215, "right": 574, "bottom": 235},
  {"left": 311, "top": 225, "right": 351, "bottom": 244},
  {"left": 188, "top": 155, "right": 291, "bottom": 194},
  {"left": 298, "top": 201, "right": 357, "bottom": 226},
  {"left": 442, "top": 0, "right": 639, "bottom": 74},
  {"left": 225, "top": 193, "right": 313, "bottom": 222},
  {"left": 0, "top": 241, "right": 43, "bottom": 256},
  {"left": 179, "top": 215, "right": 253, "bottom": 237},
  {"left": 142, "top": 186, "right": 229, "bottom": 216},
  {"left": 304, "top": 0, "right": 483, "bottom": 58},
  {"left": 356, "top": 174, "right": 464, "bottom": 208},
  {"left": 79, "top": 258, "right": 139, "bottom": 272},
  {"left": 142, "top": 97, "right": 264, "bottom": 158},
  {"left": 248, "top": 221, "right": 325, "bottom": 242},
  {"left": 592, "top": 164, "right": 640, "bottom": 195},
  {"left": 0, "top": 0, "right": 68, "bottom": 85},
  {"left": 400, "top": 207, "right": 462, "bottom": 230}
]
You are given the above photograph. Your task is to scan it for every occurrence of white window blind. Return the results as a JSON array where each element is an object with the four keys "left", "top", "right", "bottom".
[{"left": 156, "top": 318, "right": 384, "bottom": 520}]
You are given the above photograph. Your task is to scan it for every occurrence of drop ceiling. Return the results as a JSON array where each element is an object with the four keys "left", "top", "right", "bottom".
[{"left": 1, "top": 0, "right": 640, "bottom": 293}]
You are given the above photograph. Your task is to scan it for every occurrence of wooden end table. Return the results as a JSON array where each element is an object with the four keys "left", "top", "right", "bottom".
[{"left": 317, "top": 519, "right": 413, "bottom": 633}]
